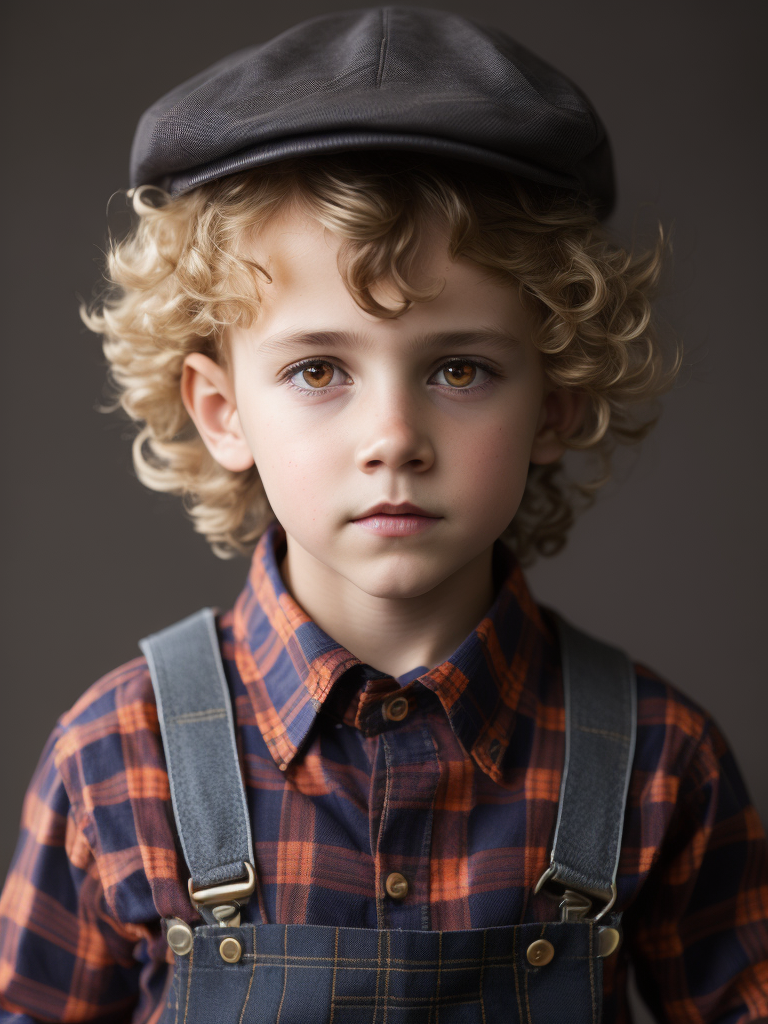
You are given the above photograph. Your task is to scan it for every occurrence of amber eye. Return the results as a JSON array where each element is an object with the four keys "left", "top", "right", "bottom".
[
  {"left": 442, "top": 362, "right": 476, "bottom": 387},
  {"left": 301, "top": 362, "right": 334, "bottom": 388}
]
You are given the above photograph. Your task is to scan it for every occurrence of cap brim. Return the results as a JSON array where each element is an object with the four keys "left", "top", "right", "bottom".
[{"left": 140, "top": 130, "right": 613, "bottom": 217}]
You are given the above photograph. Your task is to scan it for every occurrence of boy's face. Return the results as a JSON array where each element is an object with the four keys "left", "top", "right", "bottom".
[{"left": 184, "top": 204, "right": 583, "bottom": 601}]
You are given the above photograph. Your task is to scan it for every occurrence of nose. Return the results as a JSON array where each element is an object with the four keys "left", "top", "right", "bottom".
[{"left": 354, "top": 384, "right": 436, "bottom": 475}]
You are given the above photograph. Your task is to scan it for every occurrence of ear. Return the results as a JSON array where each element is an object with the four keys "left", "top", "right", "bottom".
[
  {"left": 529, "top": 387, "right": 590, "bottom": 465},
  {"left": 180, "top": 353, "right": 255, "bottom": 472}
]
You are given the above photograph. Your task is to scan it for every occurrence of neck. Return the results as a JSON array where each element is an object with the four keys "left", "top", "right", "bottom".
[{"left": 279, "top": 540, "right": 497, "bottom": 680}]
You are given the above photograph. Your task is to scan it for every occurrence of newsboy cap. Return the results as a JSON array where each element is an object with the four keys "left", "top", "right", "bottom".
[{"left": 130, "top": 7, "right": 616, "bottom": 217}]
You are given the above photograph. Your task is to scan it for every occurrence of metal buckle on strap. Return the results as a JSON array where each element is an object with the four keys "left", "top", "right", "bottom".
[
  {"left": 188, "top": 861, "right": 256, "bottom": 927},
  {"left": 534, "top": 865, "right": 622, "bottom": 957},
  {"left": 534, "top": 865, "right": 617, "bottom": 923}
]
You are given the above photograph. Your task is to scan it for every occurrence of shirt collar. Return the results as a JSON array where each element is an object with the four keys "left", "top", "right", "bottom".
[{"left": 232, "top": 521, "right": 552, "bottom": 781}]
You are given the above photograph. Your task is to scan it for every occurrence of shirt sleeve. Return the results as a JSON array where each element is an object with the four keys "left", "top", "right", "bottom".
[
  {"left": 625, "top": 715, "right": 768, "bottom": 1024},
  {"left": 0, "top": 720, "right": 145, "bottom": 1022}
]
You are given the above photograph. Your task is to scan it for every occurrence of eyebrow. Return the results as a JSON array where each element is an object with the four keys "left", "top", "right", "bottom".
[{"left": 259, "top": 328, "right": 523, "bottom": 355}]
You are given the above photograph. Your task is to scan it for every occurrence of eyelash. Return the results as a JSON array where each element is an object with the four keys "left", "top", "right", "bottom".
[{"left": 280, "top": 357, "right": 500, "bottom": 398}]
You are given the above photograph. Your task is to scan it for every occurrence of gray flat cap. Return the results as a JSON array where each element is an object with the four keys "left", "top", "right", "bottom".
[{"left": 130, "top": 7, "right": 616, "bottom": 217}]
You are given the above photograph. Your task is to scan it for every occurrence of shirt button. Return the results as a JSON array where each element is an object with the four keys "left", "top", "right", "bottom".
[
  {"left": 385, "top": 872, "right": 409, "bottom": 900},
  {"left": 526, "top": 939, "right": 555, "bottom": 966},
  {"left": 384, "top": 695, "right": 409, "bottom": 722}
]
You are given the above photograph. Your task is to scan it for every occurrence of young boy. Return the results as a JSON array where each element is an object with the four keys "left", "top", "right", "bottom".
[{"left": 1, "top": 8, "right": 766, "bottom": 1023}]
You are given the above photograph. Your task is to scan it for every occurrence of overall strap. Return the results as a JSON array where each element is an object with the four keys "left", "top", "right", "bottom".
[
  {"left": 536, "top": 611, "right": 637, "bottom": 922},
  {"left": 139, "top": 608, "right": 255, "bottom": 922}
]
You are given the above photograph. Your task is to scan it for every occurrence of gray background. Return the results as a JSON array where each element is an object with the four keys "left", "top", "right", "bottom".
[{"left": 2, "top": 2, "right": 766, "bottom": 1020}]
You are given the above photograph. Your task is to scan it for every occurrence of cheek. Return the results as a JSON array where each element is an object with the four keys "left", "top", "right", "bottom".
[
  {"left": 443, "top": 403, "right": 540, "bottom": 512},
  {"left": 242, "top": 402, "right": 342, "bottom": 518},
  {"left": 457, "top": 427, "right": 531, "bottom": 495}
]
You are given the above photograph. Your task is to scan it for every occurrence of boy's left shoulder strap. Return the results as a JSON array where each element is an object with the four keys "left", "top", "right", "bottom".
[
  {"left": 139, "top": 607, "right": 255, "bottom": 909},
  {"left": 535, "top": 610, "right": 638, "bottom": 922}
]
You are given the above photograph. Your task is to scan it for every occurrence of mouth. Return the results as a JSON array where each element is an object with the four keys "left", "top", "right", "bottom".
[
  {"left": 350, "top": 503, "right": 442, "bottom": 537},
  {"left": 352, "top": 502, "right": 440, "bottom": 519}
]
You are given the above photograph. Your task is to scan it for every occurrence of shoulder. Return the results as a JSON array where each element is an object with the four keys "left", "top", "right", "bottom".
[
  {"left": 55, "top": 609, "right": 236, "bottom": 744},
  {"left": 540, "top": 607, "right": 721, "bottom": 781},
  {"left": 46, "top": 611, "right": 235, "bottom": 925},
  {"left": 52, "top": 654, "right": 164, "bottom": 835},
  {"left": 631, "top": 660, "right": 728, "bottom": 794},
  {"left": 53, "top": 608, "right": 237, "bottom": 808},
  {"left": 547, "top": 604, "right": 727, "bottom": 784},
  {"left": 55, "top": 654, "right": 158, "bottom": 771},
  {"left": 626, "top": 659, "right": 762, "bottom": 873},
  {"left": 542, "top": 606, "right": 738, "bottom": 801}
]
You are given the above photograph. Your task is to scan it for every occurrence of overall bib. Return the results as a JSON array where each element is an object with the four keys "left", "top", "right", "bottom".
[{"left": 140, "top": 609, "right": 636, "bottom": 1024}]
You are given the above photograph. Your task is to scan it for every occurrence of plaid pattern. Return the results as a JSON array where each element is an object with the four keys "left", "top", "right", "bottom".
[{"left": 1, "top": 520, "right": 767, "bottom": 1022}]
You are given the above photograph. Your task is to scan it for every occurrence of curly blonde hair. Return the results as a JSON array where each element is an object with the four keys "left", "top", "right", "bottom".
[{"left": 82, "top": 151, "right": 680, "bottom": 563}]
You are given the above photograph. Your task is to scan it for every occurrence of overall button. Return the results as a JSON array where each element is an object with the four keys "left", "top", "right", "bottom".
[
  {"left": 385, "top": 872, "right": 409, "bottom": 899},
  {"left": 598, "top": 927, "right": 621, "bottom": 957},
  {"left": 166, "top": 919, "right": 193, "bottom": 956},
  {"left": 526, "top": 939, "right": 555, "bottom": 966},
  {"left": 219, "top": 937, "right": 243, "bottom": 963},
  {"left": 384, "top": 695, "right": 409, "bottom": 721}
]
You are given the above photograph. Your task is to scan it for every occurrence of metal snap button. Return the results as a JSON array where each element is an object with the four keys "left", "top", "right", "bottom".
[
  {"left": 166, "top": 919, "right": 193, "bottom": 956},
  {"left": 598, "top": 927, "right": 621, "bottom": 958},
  {"left": 219, "top": 937, "right": 243, "bottom": 963},
  {"left": 385, "top": 872, "right": 409, "bottom": 900},
  {"left": 526, "top": 939, "right": 555, "bottom": 966},
  {"left": 384, "top": 696, "right": 409, "bottom": 722}
]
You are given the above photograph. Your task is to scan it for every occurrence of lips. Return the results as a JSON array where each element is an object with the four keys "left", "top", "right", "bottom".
[{"left": 354, "top": 502, "right": 439, "bottom": 519}]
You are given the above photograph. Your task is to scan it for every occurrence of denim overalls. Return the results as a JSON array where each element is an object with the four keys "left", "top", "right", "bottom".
[{"left": 140, "top": 607, "right": 636, "bottom": 1023}]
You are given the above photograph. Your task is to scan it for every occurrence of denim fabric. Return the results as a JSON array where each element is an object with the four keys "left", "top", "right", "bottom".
[
  {"left": 140, "top": 609, "right": 254, "bottom": 890},
  {"left": 159, "top": 920, "right": 611, "bottom": 1024}
]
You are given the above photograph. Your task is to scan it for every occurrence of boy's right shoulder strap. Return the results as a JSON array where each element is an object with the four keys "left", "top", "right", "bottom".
[{"left": 139, "top": 608, "right": 254, "bottom": 903}]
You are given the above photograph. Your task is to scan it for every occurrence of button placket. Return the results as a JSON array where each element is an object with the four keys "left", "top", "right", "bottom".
[{"left": 374, "top": 727, "right": 440, "bottom": 930}]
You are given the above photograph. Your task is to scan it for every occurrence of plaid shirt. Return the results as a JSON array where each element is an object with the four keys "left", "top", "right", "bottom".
[{"left": 1, "top": 521, "right": 767, "bottom": 1023}]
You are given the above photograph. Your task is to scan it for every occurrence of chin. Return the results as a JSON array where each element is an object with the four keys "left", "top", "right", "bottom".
[{"left": 347, "top": 555, "right": 453, "bottom": 601}]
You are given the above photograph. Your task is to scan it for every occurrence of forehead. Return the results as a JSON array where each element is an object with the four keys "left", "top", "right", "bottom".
[
  {"left": 237, "top": 203, "right": 533, "bottom": 351},
  {"left": 243, "top": 203, "right": 453, "bottom": 285}
]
